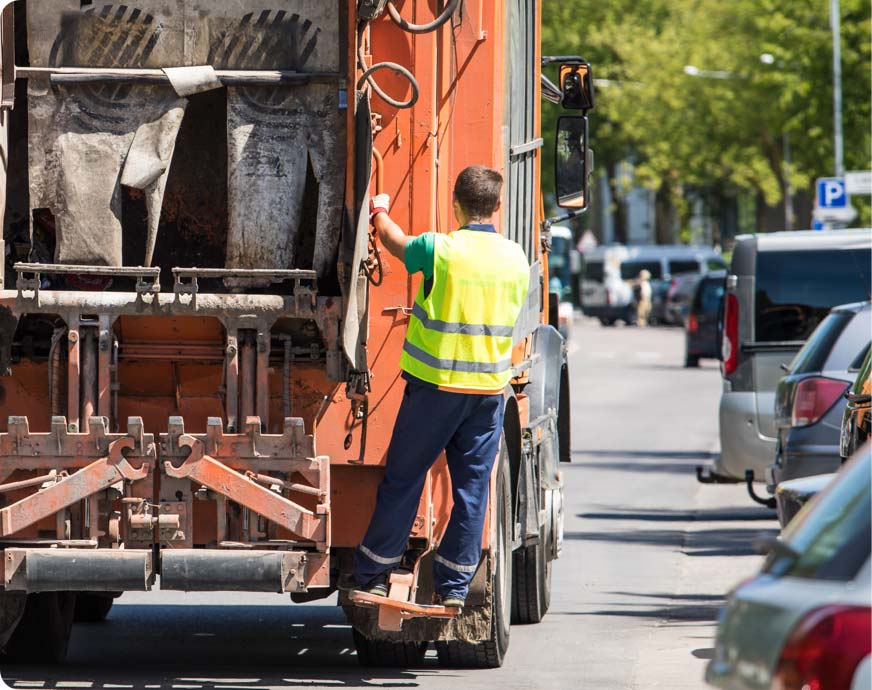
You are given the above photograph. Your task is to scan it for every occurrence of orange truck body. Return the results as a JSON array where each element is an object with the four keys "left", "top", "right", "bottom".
[{"left": 0, "top": 0, "right": 574, "bottom": 664}]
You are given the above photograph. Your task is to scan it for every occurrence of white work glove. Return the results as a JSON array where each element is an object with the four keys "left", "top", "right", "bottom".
[{"left": 370, "top": 193, "right": 390, "bottom": 222}]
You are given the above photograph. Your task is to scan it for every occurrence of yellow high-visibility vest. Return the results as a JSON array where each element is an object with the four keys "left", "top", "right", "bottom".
[{"left": 400, "top": 228, "right": 530, "bottom": 391}]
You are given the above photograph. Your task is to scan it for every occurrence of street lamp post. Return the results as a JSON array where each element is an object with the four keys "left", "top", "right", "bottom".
[{"left": 830, "top": 0, "right": 844, "bottom": 176}]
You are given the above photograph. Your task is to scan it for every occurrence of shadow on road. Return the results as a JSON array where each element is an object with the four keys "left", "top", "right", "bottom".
[
  {"left": 0, "top": 604, "right": 444, "bottom": 689},
  {"left": 564, "top": 526, "right": 777, "bottom": 557},
  {"left": 578, "top": 507, "right": 776, "bottom": 522},
  {"left": 555, "top": 603, "right": 722, "bottom": 624}
]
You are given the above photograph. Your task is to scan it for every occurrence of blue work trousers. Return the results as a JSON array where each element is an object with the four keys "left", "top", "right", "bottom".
[{"left": 353, "top": 381, "right": 505, "bottom": 599}]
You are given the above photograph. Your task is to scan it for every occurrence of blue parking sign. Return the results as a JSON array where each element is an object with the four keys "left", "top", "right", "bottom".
[{"left": 816, "top": 177, "right": 847, "bottom": 209}]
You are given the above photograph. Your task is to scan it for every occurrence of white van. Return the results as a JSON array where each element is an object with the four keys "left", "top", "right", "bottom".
[{"left": 580, "top": 245, "right": 727, "bottom": 325}]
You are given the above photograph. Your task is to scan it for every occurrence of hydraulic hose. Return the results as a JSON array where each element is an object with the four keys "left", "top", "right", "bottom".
[
  {"left": 356, "top": 32, "right": 419, "bottom": 109},
  {"left": 385, "top": 0, "right": 460, "bottom": 34}
]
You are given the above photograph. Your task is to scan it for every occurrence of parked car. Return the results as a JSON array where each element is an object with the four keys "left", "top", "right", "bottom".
[
  {"left": 841, "top": 346, "right": 872, "bottom": 460},
  {"left": 775, "top": 472, "right": 836, "bottom": 528},
  {"left": 767, "top": 301, "right": 871, "bottom": 492},
  {"left": 706, "top": 446, "right": 871, "bottom": 690},
  {"left": 684, "top": 272, "right": 726, "bottom": 367},
  {"left": 580, "top": 244, "right": 726, "bottom": 326},
  {"left": 665, "top": 273, "right": 702, "bottom": 326},
  {"left": 709, "top": 229, "right": 872, "bottom": 489},
  {"left": 547, "top": 225, "right": 578, "bottom": 339}
]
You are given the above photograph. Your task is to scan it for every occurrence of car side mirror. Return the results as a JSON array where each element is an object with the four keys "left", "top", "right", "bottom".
[
  {"left": 559, "top": 62, "right": 594, "bottom": 111},
  {"left": 555, "top": 115, "right": 590, "bottom": 209}
]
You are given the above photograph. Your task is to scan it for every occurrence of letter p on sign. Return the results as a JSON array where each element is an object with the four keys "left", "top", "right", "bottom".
[{"left": 816, "top": 177, "right": 848, "bottom": 209}]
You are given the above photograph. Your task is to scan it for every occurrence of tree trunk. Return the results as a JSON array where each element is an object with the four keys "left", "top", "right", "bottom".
[
  {"left": 654, "top": 180, "right": 675, "bottom": 244},
  {"left": 606, "top": 161, "right": 628, "bottom": 244}
]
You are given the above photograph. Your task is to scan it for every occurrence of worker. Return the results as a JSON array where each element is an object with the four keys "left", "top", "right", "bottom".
[{"left": 352, "top": 166, "right": 530, "bottom": 608}]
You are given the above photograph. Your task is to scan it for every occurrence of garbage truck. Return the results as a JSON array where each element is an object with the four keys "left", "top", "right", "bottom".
[{"left": 0, "top": 0, "right": 593, "bottom": 668}]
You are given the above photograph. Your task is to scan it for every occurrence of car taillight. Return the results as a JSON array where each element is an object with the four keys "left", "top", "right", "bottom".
[
  {"left": 790, "top": 377, "right": 849, "bottom": 427},
  {"left": 722, "top": 292, "right": 738, "bottom": 375},
  {"left": 686, "top": 313, "right": 699, "bottom": 333},
  {"left": 605, "top": 289, "right": 611, "bottom": 306},
  {"left": 772, "top": 605, "right": 871, "bottom": 690}
]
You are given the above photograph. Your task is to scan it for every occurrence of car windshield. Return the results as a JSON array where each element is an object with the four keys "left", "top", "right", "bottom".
[
  {"left": 787, "top": 311, "right": 853, "bottom": 375},
  {"left": 695, "top": 278, "right": 725, "bottom": 315},
  {"left": 765, "top": 451, "right": 871, "bottom": 582},
  {"left": 620, "top": 261, "right": 662, "bottom": 280},
  {"left": 584, "top": 260, "right": 604, "bottom": 282},
  {"left": 669, "top": 259, "right": 699, "bottom": 275},
  {"left": 754, "top": 248, "right": 872, "bottom": 343}
]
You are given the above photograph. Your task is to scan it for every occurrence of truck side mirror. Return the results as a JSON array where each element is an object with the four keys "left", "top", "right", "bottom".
[
  {"left": 559, "top": 62, "right": 594, "bottom": 111},
  {"left": 555, "top": 115, "right": 589, "bottom": 209}
]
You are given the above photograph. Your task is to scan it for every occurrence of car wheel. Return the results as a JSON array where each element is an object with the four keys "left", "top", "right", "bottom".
[{"left": 684, "top": 353, "right": 700, "bottom": 368}]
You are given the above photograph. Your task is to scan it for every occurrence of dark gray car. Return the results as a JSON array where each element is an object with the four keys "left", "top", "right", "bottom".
[{"left": 768, "top": 301, "right": 872, "bottom": 490}]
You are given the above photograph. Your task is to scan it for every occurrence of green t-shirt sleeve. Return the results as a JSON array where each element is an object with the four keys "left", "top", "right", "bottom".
[{"left": 403, "top": 232, "right": 435, "bottom": 280}]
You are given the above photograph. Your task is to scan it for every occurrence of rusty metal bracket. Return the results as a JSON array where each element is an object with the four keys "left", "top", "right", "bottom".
[
  {"left": 166, "top": 435, "right": 327, "bottom": 544},
  {"left": 14, "top": 263, "right": 161, "bottom": 297},
  {"left": 0, "top": 437, "right": 149, "bottom": 538}
]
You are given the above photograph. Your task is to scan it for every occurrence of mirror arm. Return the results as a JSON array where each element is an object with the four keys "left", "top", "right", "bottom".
[
  {"left": 539, "top": 208, "right": 587, "bottom": 251},
  {"left": 541, "top": 74, "right": 562, "bottom": 104},
  {"left": 542, "top": 55, "right": 587, "bottom": 66}
]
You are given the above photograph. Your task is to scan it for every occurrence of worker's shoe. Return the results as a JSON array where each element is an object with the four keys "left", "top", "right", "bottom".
[
  {"left": 435, "top": 593, "right": 465, "bottom": 609},
  {"left": 360, "top": 574, "right": 389, "bottom": 597}
]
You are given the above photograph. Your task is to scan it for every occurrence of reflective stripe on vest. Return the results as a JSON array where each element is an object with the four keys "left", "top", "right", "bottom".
[{"left": 400, "top": 229, "right": 530, "bottom": 390}]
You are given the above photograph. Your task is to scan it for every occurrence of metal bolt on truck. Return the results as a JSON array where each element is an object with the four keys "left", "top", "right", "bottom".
[{"left": 0, "top": 0, "right": 592, "bottom": 668}]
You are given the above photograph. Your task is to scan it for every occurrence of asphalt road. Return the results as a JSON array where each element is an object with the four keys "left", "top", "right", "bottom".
[{"left": 0, "top": 318, "right": 778, "bottom": 690}]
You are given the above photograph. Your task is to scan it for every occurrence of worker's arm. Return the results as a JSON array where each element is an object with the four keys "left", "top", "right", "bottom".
[{"left": 370, "top": 194, "right": 409, "bottom": 260}]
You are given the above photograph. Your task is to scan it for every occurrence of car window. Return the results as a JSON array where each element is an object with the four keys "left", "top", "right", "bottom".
[
  {"left": 754, "top": 248, "right": 872, "bottom": 342},
  {"left": 584, "top": 260, "right": 604, "bottom": 282},
  {"left": 697, "top": 279, "right": 725, "bottom": 315},
  {"left": 620, "top": 261, "right": 662, "bottom": 280},
  {"left": 766, "top": 452, "right": 871, "bottom": 582},
  {"left": 669, "top": 260, "right": 699, "bottom": 275},
  {"left": 788, "top": 311, "right": 853, "bottom": 375},
  {"left": 849, "top": 342, "right": 871, "bottom": 374}
]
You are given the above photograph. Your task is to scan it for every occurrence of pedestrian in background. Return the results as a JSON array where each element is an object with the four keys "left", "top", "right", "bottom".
[{"left": 635, "top": 269, "right": 652, "bottom": 327}]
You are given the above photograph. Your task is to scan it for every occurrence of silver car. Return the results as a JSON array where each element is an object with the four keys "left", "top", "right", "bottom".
[
  {"left": 768, "top": 302, "right": 872, "bottom": 490},
  {"left": 711, "top": 230, "right": 872, "bottom": 492},
  {"left": 706, "top": 445, "right": 871, "bottom": 690}
]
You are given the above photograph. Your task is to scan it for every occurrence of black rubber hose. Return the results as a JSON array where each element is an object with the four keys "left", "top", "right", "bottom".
[
  {"left": 357, "top": 38, "right": 420, "bottom": 109},
  {"left": 386, "top": 0, "right": 460, "bottom": 34}
]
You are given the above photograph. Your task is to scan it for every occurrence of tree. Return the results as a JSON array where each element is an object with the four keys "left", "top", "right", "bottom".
[{"left": 541, "top": 0, "right": 872, "bottom": 235}]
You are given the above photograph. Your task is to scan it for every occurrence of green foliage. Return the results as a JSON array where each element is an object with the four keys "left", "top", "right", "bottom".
[{"left": 541, "top": 0, "right": 872, "bottom": 225}]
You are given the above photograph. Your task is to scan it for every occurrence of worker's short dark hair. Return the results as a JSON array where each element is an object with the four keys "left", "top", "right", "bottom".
[{"left": 454, "top": 166, "right": 503, "bottom": 219}]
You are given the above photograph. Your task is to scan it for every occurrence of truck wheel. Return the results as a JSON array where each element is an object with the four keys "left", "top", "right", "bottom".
[
  {"left": 511, "top": 522, "right": 552, "bottom": 624},
  {"left": 0, "top": 592, "right": 26, "bottom": 650},
  {"left": 352, "top": 629, "right": 427, "bottom": 668},
  {"left": 435, "top": 456, "right": 512, "bottom": 668},
  {"left": 4, "top": 592, "right": 76, "bottom": 663},
  {"left": 598, "top": 317, "right": 615, "bottom": 327},
  {"left": 74, "top": 593, "right": 116, "bottom": 623}
]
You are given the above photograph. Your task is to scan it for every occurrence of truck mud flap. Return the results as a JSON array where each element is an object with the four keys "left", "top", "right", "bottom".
[
  {"left": 160, "top": 549, "right": 322, "bottom": 593},
  {"left": 4, "top": 548, "right": 153, "bottom": 592}
]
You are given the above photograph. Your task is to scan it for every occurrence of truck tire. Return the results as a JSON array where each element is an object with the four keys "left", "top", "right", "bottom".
[
  {"left": 511, "top": 523, "right": 551, "bottom": 624},
  {"left": 435, "top": 455, "right": 512, "bottom": 668},
  {"left": 0, "top": 592, "right": 26, "bottom": 650},
  {"left": 352, "top": 629, "right": 427, "bottom": 667},
  {"left": 74, "top": 593, "right": 116, "bottom": 623},
  {"left": 4, "top": 592, "right": 76, "bottom": 663}
]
